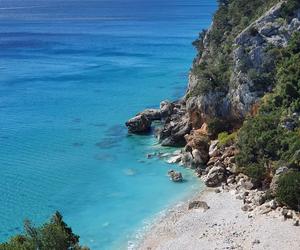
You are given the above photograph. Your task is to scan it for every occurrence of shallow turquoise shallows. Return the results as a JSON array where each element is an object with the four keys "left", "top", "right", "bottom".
[{"left": 0, "top": 0, "right": 216, "bottom": 249}]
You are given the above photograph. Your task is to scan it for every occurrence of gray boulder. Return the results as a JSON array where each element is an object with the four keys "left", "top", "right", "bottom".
[
  {"left": 204, "top": 165, "right": 226, "bottom": 187},
  {"left": 188, "top": 201, "right": 210, "bottom": 211}
]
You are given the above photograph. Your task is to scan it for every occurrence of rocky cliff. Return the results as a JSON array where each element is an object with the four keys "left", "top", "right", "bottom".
[{"left": 187, "top": 1, "right": 300, "bottom": 127}]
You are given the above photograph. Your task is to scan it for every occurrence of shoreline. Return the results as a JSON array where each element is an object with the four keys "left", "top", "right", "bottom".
[
  {"left": 137, "top": 187, "right": 300, "bottom": 250},
  {"left": 128, "top": 175, "right": 205, "bottom": 250},
  {"left": 132, "top": 187, "right": 208, "bottom": 249},
  {"left": 124, "top": 2, "right": 300, "bottom": 250}
]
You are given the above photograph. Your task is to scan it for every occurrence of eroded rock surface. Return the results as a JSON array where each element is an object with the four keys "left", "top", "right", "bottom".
[{"left": 125, "top": 114, "right": 151, "bottom": 133}]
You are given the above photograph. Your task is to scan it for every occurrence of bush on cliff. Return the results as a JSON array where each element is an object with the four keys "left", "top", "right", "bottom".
[
  {"left": 276, "top": 171, "right": 300, "bottom": 210},
  {"left": 236, "top": 32, "right": 300, "bottom": 184},
  {"left": 218, "top": 132, "right": 237, "bottom": 147},
  {"left": 0, "top": 212, "right": 89, "bottom": 250},
  {"left": 279, "top": 0, "right": 300, "bottom": 20}
]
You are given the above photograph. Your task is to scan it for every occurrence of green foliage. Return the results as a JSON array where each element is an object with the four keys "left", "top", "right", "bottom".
[
  {"left": 243, "top": 163, "right": 267, "bottom": 183},
  {"left": 276, "top": 171, "right": 300, "bottom": 210},
  {"left": 218, "top": 132, "right": 237, "bottom": 146},
  {"left": 247, "top": 69, "right": 275, "bottom": 92},
  {"left": 236, "top": 32, "right": 300, "bottom": 185},
  {"left": 260, "top": 32, "right": 300, "bottom": 113},
  {"left": 236, "top": 112, "right": 283, "bottom": 166},
  {"left": 192, "top": 29, "right": 207, "bottom": 58},
  {"left": 279, "top": 0, "right": 300, "bottom": 20},
  {"left": 0, "top": 212, "right": 89, "bottom": 250}
]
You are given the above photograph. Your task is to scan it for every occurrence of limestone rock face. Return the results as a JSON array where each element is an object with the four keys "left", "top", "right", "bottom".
[
  {"left": 157, "top": 110, "right": 192, "bottom": 147},
  {"left": 125, "top": 114, "right": 151, "bottom": 133},
  {"left": 186, "top": 3, "right": 300, "bottom": 124},
  {"left": 137, "top": 109, "right": 161, "bottom": 121},
  {"left": 228, "top": 3, "right": 300, "bottom": 121},
  {"left": 160, "top": 100, "right": 175, "bottom": 119}
]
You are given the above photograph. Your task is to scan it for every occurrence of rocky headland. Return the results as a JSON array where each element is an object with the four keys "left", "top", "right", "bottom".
[{"left": 126, "top": 0, "right": 300, "bottom": 249}]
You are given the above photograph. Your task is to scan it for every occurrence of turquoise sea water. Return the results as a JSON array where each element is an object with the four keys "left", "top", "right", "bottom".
[{"left": 0, "top": 0, "right": 216, "bottom": 249}]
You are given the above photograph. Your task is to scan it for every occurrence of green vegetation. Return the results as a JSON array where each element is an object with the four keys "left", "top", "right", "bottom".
[
  {"left": 276, "top": 171, "right": 300, "bottom": 210},
  {"left": 192, "top": 0, "right": 300, "bottom": 194},
  {"left": 0, "top": 212, "right": 89, "bottom": 250},
  {"left": 236, "top": 32, "right": 300, "bottom": 188},
  {"left": 218, "top": 131, "right": 237, "bottom": 147},
  {"left": 279, "top": 0, "right": 300, "bottom": 20}
]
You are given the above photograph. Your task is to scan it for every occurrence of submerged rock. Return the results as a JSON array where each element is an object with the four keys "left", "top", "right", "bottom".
[
  {"left": 168, "top": 170, "right": 183, "bottom": 182},
  {"left": 125, "top": 114, "right": 151, "bottom": 133}
]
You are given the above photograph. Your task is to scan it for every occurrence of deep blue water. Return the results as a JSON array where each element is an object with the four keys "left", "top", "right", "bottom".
[{"left": 0, "top": 0, "right": 216, "bottom": 249}]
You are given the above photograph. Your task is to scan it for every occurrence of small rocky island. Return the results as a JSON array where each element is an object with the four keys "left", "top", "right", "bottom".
[{"left": 127, "top": 0, "right": 300, "bottom": 249}]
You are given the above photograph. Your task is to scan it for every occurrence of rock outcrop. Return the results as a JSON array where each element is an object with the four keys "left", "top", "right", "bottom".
[
  {"left": 126, "top": 100, "right": 192, "bottom": 146},
  {"left": 168, "top": 170, "right": 183, "bottom": 182},
  {"left": 156, "top": 101, "right": 192, "bottom": 147},
  {"left": 137, "top": 109, "right": 161, "bottom": 121},
  {"left": 125, "top": 114, "right": 151, "bottom": 133}
]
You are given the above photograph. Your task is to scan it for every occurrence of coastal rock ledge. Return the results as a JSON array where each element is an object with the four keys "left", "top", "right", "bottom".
[{"left": 125, "top": 114, "right": 151, "bottom": 133}]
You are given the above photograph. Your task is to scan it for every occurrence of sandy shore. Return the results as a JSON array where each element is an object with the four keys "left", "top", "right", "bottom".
[{"left": 138, "top": 188, "right": 300, "bottom": 250}]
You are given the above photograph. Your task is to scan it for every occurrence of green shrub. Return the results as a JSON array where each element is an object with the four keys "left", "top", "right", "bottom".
[
  {"left": 218, "top": 132, "right": 237, "bottom": 146},
  {"left": 276, "top": 171, "right": 300, "bottom": 210},
  {"left": 279, "top": 0, "right": 300, "bottom": 20},
  {"left": 236, "top": 32, "right": 300, "bottom": 185},
  {"left": 236, "top": 112, "right": 282, "bottom": 166}
]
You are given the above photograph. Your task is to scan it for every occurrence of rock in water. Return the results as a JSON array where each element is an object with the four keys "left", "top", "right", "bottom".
[
  {"left": 168, "top": 170, "right": 183, "bottom": 182},
  {"left": 167, "top": 155, "right": 182, "bottom": 164},
  {"left": 125, "top": 114, "right": 151, "bottom": 133}
]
